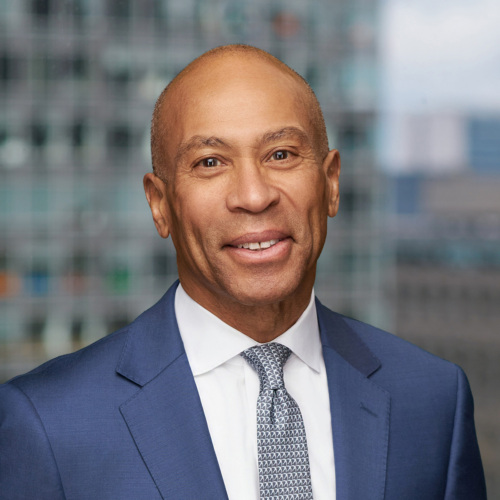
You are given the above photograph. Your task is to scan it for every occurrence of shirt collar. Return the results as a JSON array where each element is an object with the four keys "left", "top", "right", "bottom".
[{"left": 175, "top": 284, "right": 322, "bottom": 376}]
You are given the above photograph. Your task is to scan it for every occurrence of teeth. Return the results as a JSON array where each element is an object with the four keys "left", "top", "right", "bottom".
[{"left": 237, "top": 239, "right": 279, "bottom": 250}]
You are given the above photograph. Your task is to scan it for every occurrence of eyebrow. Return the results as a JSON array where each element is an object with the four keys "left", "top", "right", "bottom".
[
  {"left": 175, "top": 126, "right": 312, "bottom": 164},
  {"left": 260, "top": 126, "right": 311, "bottom": 147}
]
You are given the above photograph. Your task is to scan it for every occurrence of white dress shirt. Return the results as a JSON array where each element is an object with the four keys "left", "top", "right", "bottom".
[{"left": 175, "top": 284, "right": 336, "bottom": 500}]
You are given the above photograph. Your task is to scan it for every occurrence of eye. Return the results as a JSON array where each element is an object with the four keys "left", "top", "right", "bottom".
[
  {"left": 198, "top": 157, "right": 220, "bottom": 168},
  {"left": 270, "top": 150, "right": 289, "bottom": 161}
]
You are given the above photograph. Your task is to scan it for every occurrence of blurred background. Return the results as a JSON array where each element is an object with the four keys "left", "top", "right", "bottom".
[{"left": 0, "top": 0, "right": 498, "bottom": 495}]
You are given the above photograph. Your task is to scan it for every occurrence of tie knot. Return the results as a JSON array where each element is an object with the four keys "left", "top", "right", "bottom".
[{"left": 241, "top": 342, "right": 292, "bottom": 390}]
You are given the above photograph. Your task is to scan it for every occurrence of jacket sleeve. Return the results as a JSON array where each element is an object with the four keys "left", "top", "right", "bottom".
[
  {"left": 444, "top": 366, "right": 487, "bottom": 499},
  {"left": 0, "top": 382, "right": 66, "bottom": 499}
]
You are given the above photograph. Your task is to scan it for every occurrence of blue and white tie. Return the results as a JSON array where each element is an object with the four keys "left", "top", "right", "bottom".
[{"left": 241, "top": 343, "right": 314, "bottom": 500}]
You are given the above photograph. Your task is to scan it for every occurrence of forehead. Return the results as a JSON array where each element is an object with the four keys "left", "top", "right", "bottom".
[{"left": 162, "top": 55, "right": 312, "bottom": 154}]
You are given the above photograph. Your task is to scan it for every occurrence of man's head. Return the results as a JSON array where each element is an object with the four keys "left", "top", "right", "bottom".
[{"left": 144, "top": 45, "right": 340, "bottom": 336}]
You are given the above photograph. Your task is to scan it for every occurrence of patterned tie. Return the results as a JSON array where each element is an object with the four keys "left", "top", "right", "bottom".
[{"left": 241, "top": 343, "right": 314, "bottom": 500}]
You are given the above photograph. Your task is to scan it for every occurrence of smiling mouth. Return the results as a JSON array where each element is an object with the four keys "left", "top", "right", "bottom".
[{"left": 236, "top": 239, "right": 281, "bottom": 250}]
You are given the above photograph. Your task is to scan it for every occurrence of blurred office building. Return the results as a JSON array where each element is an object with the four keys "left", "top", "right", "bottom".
[
  {"left": 387, "top": 112, "right": 500, "bottom": 494},
  {"left": 0, "top": 0, "right": 383, "bottom": 376}
]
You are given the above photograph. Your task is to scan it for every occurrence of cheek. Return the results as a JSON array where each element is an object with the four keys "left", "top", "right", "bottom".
[
  {"left": 176, "top": 194, "right": 223, "bottom": 250},
  {"left": 283, "top": 173, "right": 327, "bottom": 220}
]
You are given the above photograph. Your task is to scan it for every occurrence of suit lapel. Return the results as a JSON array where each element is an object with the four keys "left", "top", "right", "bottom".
[
  {"left": 117, "top": 283, "right": 228, "bottom": 500},
  {"left": 317, "top": 301, "right": 390, "bottom": 500}
]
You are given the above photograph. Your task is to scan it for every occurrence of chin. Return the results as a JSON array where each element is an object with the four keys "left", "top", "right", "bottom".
[{"left": 225, "top": 276, "right": 306, "bottom": 307}]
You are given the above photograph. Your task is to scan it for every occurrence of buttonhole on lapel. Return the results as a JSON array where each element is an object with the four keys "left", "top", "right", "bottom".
[{"left": 359, "top": 402, "right": 378, "bottom": 417}]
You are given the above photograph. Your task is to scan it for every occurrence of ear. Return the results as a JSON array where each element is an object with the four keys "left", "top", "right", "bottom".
[
  {"left": 323, "top": 149, "right": 341, "bottom": 217},
  {"left": 143, "top": 173, "right": 171, "bottom": 238}
]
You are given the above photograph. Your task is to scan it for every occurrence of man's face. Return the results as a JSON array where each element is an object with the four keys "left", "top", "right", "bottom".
[{"left": 149, "top": 56, "right": 339, "bottom": 315}]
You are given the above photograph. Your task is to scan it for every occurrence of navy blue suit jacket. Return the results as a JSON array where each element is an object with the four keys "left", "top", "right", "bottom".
[{"left": 0, "top": 282, "right": 486, "bottom": 499}]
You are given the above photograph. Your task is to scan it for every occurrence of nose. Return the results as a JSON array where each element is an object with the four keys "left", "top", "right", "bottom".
[{"left": 226, "top": 160, "right": 280, "bottom": 213}]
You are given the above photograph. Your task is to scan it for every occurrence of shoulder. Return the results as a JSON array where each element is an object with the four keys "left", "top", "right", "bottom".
[
  {"left": 2, "top": 284, "right": 179, "bottom": 399},
  {"left": 316, "top": 300, "right": 465, "bottom": 398},
  {"left": 346, "top": 313, "right": 458, "bottom": 375},
  {"left": 2, "top": 325, "right": 130, "bottom": 405}
]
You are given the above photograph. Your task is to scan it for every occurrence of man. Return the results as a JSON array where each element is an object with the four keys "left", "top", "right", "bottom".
[{"left": 0, "top": 45, "right": 486, "bottom": 499}]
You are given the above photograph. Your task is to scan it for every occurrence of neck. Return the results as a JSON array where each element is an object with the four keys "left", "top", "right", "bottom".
[{"left": 181, "top": 283, "right": 313, "bottom": 343}]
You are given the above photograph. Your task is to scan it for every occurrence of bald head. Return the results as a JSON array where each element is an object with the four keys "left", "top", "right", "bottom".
[{"left": 150, "top": 45, "right": 329, "bottom": 178}]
